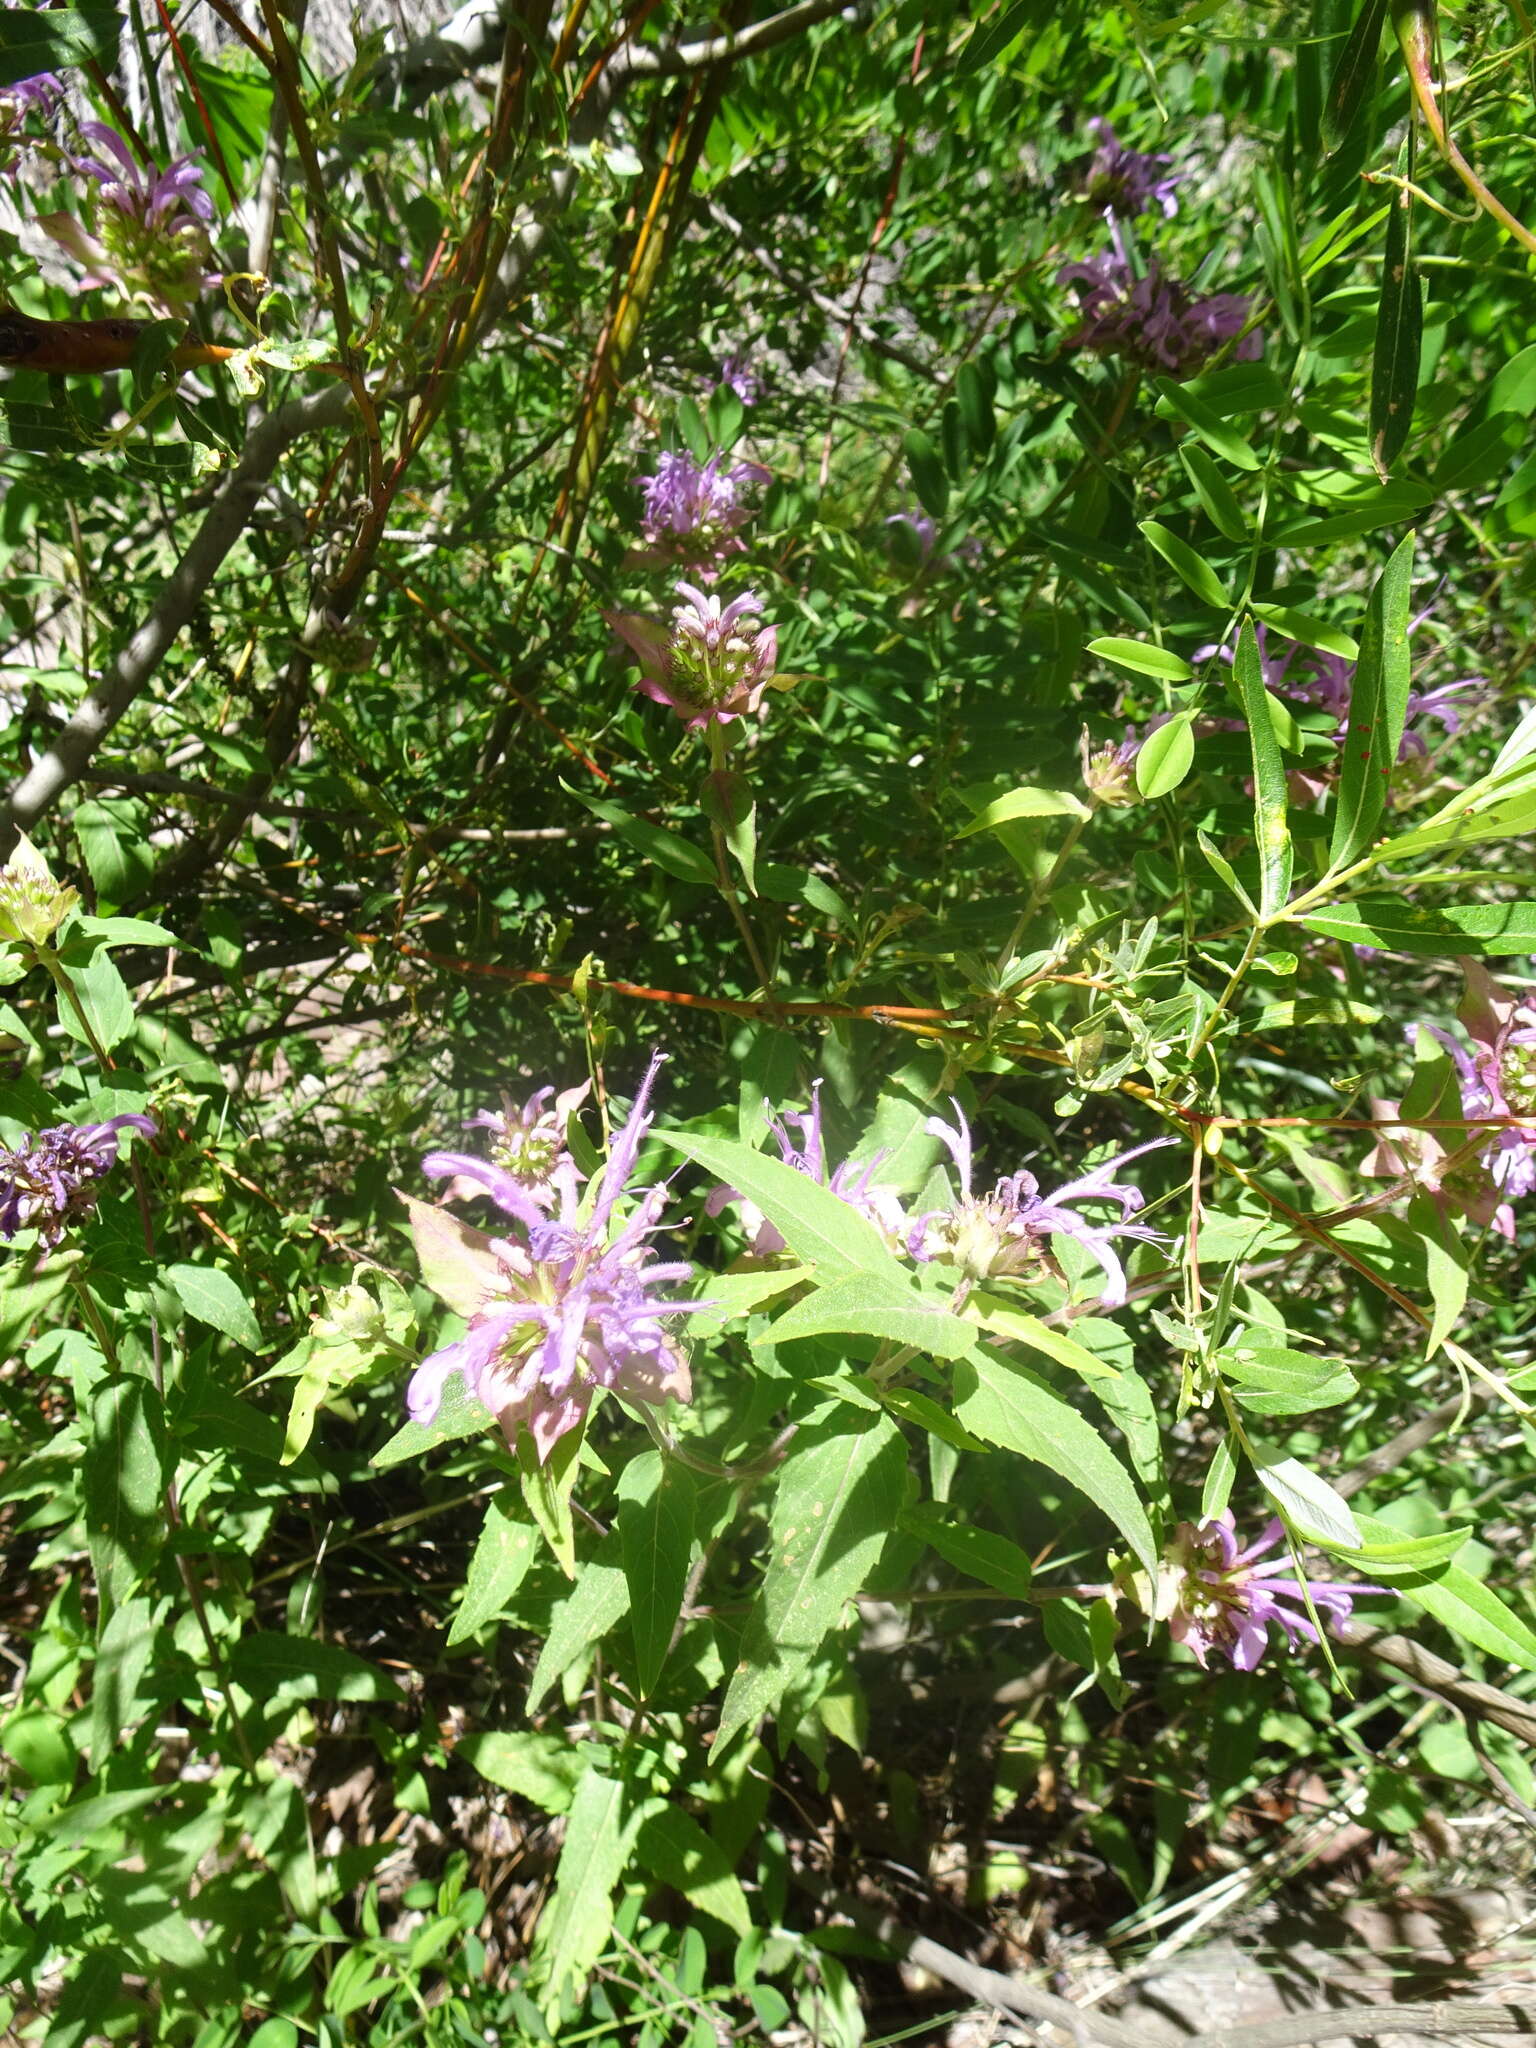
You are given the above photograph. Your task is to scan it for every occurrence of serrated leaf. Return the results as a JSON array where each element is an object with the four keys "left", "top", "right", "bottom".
[
  {"left": 715, "top": 1412, "right": 905, "bottom": 1750},
  {"left": 617, "top": 1452, "right": 696, "bottom": 1696},
  {"left": 654, "top": 1130, "right": 904, "bottom": 1283},
  {"left": 534, "top": 1767, "right": 637, "bottom": 2007},
  {"left": 458, "top": 1730, "right": 584, "bottom": 1812},
  {"left": 229, "top": 1632, "right": 403, "bottom": 1705},
  {"left": 1233, "top": 619, "right": 1293, "bottom": 921},
  {"left": 952, "top": 1345, "right": 1156, "bottom": 1574},
  {"left": 167, "top": 1262, "right": 262, "bottom": 1350},
  {"left": 1392, "top": 1561, "right": 1536, "bottom": 1670},
  {"left": 83, "top": 1375, "right": 167, "bottom": 1614},
  {"left": 900, "top": 1507, "right": 1033, "bottom": 1597},
  {"left": 764, "top": 1271, "right": 978, "bottom": 1358},
  {"left": 635, "top": 1803, "right": 752, "bottom": 1937},
  {"left": 1087, "top": 636, "right": 1194, "bottom": 682},
  {"left": 527, "top": 1539, "right": 629, "bottom": 1712},
  {"left": 447, "top": 1494, "right": 538, "bottom": 1646},
  {"left": 1328, "top": 531, "right": 1415, "bottom": 870},
  {"left": 1218, "top": 1343, "right": 1357, "bottom": 1416}
]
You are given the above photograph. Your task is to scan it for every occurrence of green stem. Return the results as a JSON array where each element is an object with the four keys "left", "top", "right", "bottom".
[
  {"left": 1001, "top": 810, "right": 1092, "bottom": 966},
  {"left": 705, "top": 722, "right": 781, "bottom": 1013}
]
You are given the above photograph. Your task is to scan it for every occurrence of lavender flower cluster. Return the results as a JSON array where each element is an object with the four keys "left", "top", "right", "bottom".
[
  {"left": 1367, "top": 960, "right": 1536, "bottom": 1240},
  {"left": 609, "top": 372, "right": 786, "bottom": 730},
  {"left": 711, "top": 1082, "right": 1172, "bottom": 1311},
  {"left": 1057, "top": 120, "right": 1258, "bottom": 378},
  {"left": 1157, "top": 1512, "right": 1381, "bottom": 1672},
  {"left": 34, "top": 121, "right": 219, "bottom": 317},
  {"left": 402, "top": 1057, "right": 694, "bottom": 1462},
  {"left": 0, "top": 1114, "right": 155, "bottom": 1247}
]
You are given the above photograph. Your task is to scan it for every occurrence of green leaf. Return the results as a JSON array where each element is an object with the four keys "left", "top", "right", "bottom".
[
  {"left": 1139, "top": 519, "right": 1229, "bottom": 607},
  {"left": 1364, "top": 758, "right": 1536, "bottom": 866},
  {"left": 956, "top": 360, "right": 996, "bottom": 453},
  {"left": 534, "top": 1767, "right": 637, "bottom": 2007},
  {"left": 55, "top": 946, "right": 134, "bottom": 1053},
  {"left": 447, "top": 1494, "right": 538, "bottom": 1646},
  {"left": 617, "top": 1452, "right": 696, "bottom": 1697},
  {"left": 970, "top": 1294, "right": 1122, "bottom": 1380},
  {"left": 764, "top": 1271, "right": 979, "bottom": 1358},
  {"left": 1392, "top": 1562, "right": 1536, "bottom": 1670},
  {"left": 1370, "top": 195, "right": 1422, "bottom": 479},
  {"left": 954, "top": 785, "right": 1089, "bottom": 836},
  {"left": 1197, "top": 828, "right": 1257, "bottom": 914},
  {"left": 83, "top": 1375, "right": 167, "bottom": 1613},
  {"left": 1276, "top": 484, "right": 1430, "bottom": 542},
  {"left": 904, "top": 428, "right": 948, "bottom": 517},
  {"left": 702, "top": 767, "right": 757, "bottom": 895},
  {"left": 1217, "top": 1343, "right": 1357, "bottom": 1416},
  {"left": 229, "top": 1632, "right": 404, "bottom": 1705},
  {"left": 1251, "top": 1449, "right": 1360, "bottom": 1548},
  {"left": 715, "top": 1411, "right": 906, "bottom": 1750},
  {"left": 0, "top": 5, "right": 117, "bottom": 87},
  {"left": 1249, "top": 605, "right": 1359, "bottom": 662},
  {"left": 953, "top": 1345, "right": 1157, "bottom": 1575},
  {"left": 1153, "top": 379, "right": 1261, "bottom": 470},
  {"left": 374, "top": 1369, "right": 490, "bottom": 1468},
  {"left": 1328, "top": 530, "right": 1415, "bottom": 870},
  {"left": 1135, "top": 712, "right": 1196, "bottom": 799},
  {"left": 1087, "top": 636, "right": 1193, "bottom": 682},
  {"left": 654, "top": 1130, "right": 905, "bottom": 1283},
  {"left": 957, "top": 0, "right": 1043, "bottom": 73},
  {"left": 527, "top": 1540, "right": 629, "bottom": 1713},
  {"left": 1299, "top": 897, "right": 1536, "bottom": 956},
  {"left": 1433, "top": 411, "right": 1524, "bottom": 496},
  {"left": 88, "top": 1595, "right": 156, "bottom": 1766},
  {"left": 571, "top": 792, "right": 715, "bottom": 886},
  {"left": 1342, "top": 1509, "right": 1470, "bottom": 1576},
  {"left": 900, "top": 1506, "right": 1033, "bottom": 1597},
  {"left": 635, "top": 1803, "right": 752, "bottom": 1938},
  {"left": 1179, "top": 443, "right": 1249, "bottom": 542},
  {"left": 167, "top": 1262, "right": 262, "bottom": 1351},
  {"left": 458, "top": 1730, "right": 584, "bottom": 1813},
  {"left": 1233, "top": 618, "right": 1293, "bottom": 921},
  {"left": 1322, "top": 0, "right": 1388, "bottom": 151}
]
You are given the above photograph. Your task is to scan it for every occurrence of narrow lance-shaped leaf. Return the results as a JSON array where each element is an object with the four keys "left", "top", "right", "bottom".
[
  {"left": 1322, "top": 0, "right": 1389, "bottom": 153},
  {"left": 1232, "top": 618, "right": 1293, "bottom": 921},
  {"left": 1370, "top": 191, "right": 1422, "bottom": 479},
  {"left": 1328, "top": 530, "right": 1415, "bottom": 870}
]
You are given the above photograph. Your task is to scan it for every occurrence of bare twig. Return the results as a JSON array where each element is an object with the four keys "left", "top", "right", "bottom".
[
  {"left": 0, "top": 381, "right": 353, "bottom": 859},
  {"left": 617, "top": 0, "right": 862, "bottom": 75},
  {"left": 1336, "top": 1621, "right": 1536, "bottom": 1749}
]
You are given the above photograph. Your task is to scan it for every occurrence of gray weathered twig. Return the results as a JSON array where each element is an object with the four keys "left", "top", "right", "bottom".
[{"left": 0, "top": 381, "right": 353, "bottom": 862}]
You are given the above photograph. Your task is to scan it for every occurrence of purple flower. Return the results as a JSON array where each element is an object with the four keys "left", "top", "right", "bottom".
[
  {"left": 607, "top": 581, "right": 781, "bottom": 731},
  {"left": 1200, "top": 612, "right": 1485, "bottom": 774},
  {"left": 37, "top": 121, "right": 218, "bottom": 316},
  {"left": 1058, "top": 253, "right": 1260, "bottom": 378},
  {"left": 1381, "top": 962, "right": 1536, "bottom": 1240},
  {"left": 401, "top": 1055, "right": 694, "bottom": 1463},
  {"left": 1163, "top": 1513, "right": 1384, "bottom": 1671},
  {"left": 427, "top": 1081, "right": 592, "bottom": 1213},
  {"left": 718, "top": 353, "right": 760, "bottom": 405},
  {"left": 1, "top": 72, "right": 62, "bottom": 123},
  {"left": 907, "top": 1103, "right": 1172, "bottom": 1308},
  {"left": 1077, "top": 118, "right": 1182, "bottom": 221},
  {"left": 706, "top": 1081, "right": 909, "bottom": 1256},
  {"left": 632, "top": 449, "right": 770, "bottom": 574},
  {"left": 0, "top": 1116, "right": 156, "bottom": 1248}
]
